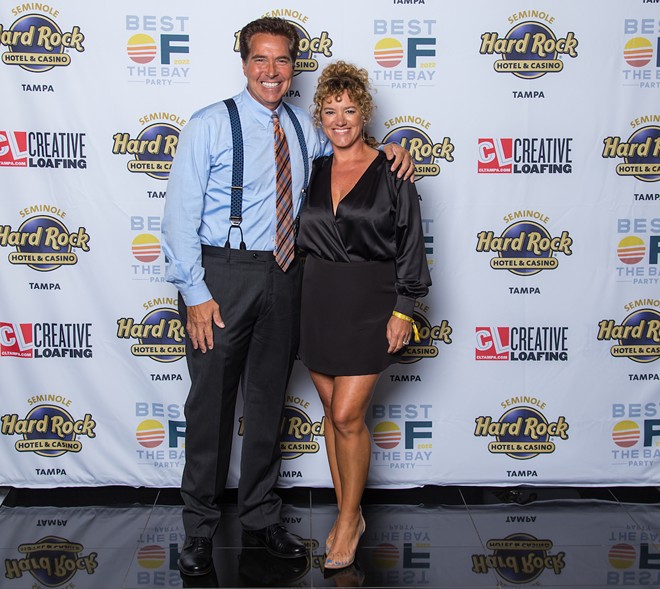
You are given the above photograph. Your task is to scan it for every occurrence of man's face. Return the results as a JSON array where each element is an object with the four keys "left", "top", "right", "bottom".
[{"left": 242, "top": 33, "right": 294, "bottom": 110}]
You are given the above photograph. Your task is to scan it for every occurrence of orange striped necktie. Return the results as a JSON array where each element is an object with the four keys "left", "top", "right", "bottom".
[{"left": 272, "top": 113, "right": 294, "bottom": 271}]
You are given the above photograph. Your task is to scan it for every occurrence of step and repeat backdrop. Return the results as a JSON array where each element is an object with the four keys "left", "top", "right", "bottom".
[{"left": 1, "top": 0, "right": 659, "bottom": 489}]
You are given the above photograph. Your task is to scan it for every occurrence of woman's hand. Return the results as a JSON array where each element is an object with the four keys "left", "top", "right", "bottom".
[{"left": 386, "top": 314, "right": 412, "bottom": 354}]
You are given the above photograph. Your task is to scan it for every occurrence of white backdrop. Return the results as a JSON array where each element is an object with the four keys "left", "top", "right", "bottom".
[{"left": 1, "top": 0, "right": 659, "bottom": 489}]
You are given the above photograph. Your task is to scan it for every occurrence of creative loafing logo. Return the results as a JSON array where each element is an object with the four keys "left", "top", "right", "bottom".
[
  {"left": 372, "top": 17, "right": 437, "bottom": 89},
  {"left": 398, "top": 301, "right": 452, "bottom": 364},
  {"left": 238, "top": 394, "right": 324, "bottom": 461},
  {"left": 0, "top": 321, "right": 93, "bottom": 359},
  {"left": 611, "top": 402, "right": 660, "bottom": 469},
  {"left": 475, "top": 326, "right": 568, "bottom": 362},
  {"left": 615, "top": 217, "right": 660, "bottom": 286},
  {"left": 476, "top": 211, "right": 573, "bottom": 276},
  {"left": 472, "top": 533, "right": 565, "bottom": 584},
  {"left": 0, "top": 204, "right": 90, "bottom": 272},
  {"left": 480, "top": 10, "right": 578, "bottom": 79},
  {"left": 370, "top": 403, "right": 433, "bottom": 470},
  {"left": 622, "top": 17, "right": 660, "bottom": 89},
  {"left": 234, "top": 10, "right": 333, "bottom": 75},
  {"left": 125, "top": 14, "right": 190, "bottom": 85},
  {"left": 112, "top": 112, "right": 185, "bottom": 180},
  {"left": 130, "top": 215, "right": 165, "bottom": 283},
  {"left": 5, "top": 536, "right": 98, "bottom": 585},
  {"left": 474, "top": 398, "right": 569, "bottom": 460},
  {"left": 116, "top": 298, "right": 185, "bottom": 363},
  {"left": 597, "top": 299, "right": 660, "bottom": 363},
  {"left": 0, "top": 6, "right": 85, "bottom": 72},
  {"left": 381, "top": 115, "right": 454, "bottom": 179},
  {"left": 0, "top": 130, "right": 87, "bottom": 169},
  {"left": 1, "top": 395, "right": 96, "bottom": 457},
  {"left": 477, "top": 137, "right": 573, "bottom": 174},
  {"left": 602, "top": 115, "right": 660, "bottom": 183}
]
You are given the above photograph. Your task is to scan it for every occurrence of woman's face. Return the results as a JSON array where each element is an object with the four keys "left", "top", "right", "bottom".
[{"left": 320, "top": 90, "right": 364, "bottom": 150}]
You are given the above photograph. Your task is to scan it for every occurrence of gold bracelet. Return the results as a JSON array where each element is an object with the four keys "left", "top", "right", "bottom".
[{"left": 392, "top": 311, "right": 420, "bottom": 342}]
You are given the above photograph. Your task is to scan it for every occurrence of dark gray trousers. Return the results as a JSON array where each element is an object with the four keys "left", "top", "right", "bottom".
[{"left": 179, "top": 245, "right": 301, "bottom": 537}]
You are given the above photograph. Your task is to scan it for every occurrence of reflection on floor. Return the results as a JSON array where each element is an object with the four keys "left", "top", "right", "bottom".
[{"left": 1, "top": 485, "right": 660, "bottom": 588}]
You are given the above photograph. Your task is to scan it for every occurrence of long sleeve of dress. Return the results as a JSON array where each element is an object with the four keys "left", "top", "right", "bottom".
[{"left": 389, "top": 172, "right": 432, "bottom": 318}]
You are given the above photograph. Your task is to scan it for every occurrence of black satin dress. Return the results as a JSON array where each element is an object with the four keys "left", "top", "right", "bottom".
[{"left": 297, "top": 150, "right": 431, "bottom": 376}]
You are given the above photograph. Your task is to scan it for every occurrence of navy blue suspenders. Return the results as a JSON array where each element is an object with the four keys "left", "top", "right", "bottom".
[
  {"left": 222, "top": 98, "right": 309, "bottom": 249},
  {"left": 223, "top": 98, "right": 245, "bottom": 249}
]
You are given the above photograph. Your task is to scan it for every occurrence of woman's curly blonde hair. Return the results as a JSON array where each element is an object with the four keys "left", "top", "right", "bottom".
[{"left": 312, "top": 61, "right": 375, "bottom": 131}]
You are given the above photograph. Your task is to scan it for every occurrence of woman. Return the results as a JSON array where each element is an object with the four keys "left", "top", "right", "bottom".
[{"left": 297, "top": 61, "right": 431, "bottom": 570}]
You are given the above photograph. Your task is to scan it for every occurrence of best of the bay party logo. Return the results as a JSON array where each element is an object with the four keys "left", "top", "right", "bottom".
[
  {"left": 5, "top": 536, "right": 98, "bottom": 585},
  {"left": 615, "top": 217, "right": 660, "bottom": 286},
  {"left": 135, "top": 402, "right": 185, "bottom": 470},
  {"left": 367, "top": 519, "right": 432, "bottom": 584},
  {"left": 476, "top": 210, "right": 573, "bottom": 276},
  {"left": 479, "top": 10, "right": 578, "bottom": 79},
  {"left": 372, "top": 17, "right": 437, "bottom": 89},
  {"left": 233, "top": 9, "right": 333, "bottom": 75},
  {"left": 474, "top": 398, "right": 569, "bottom": 462},
  {"left": 370, "top": 403, "right": 433, "bottom": 471},
  {"left": 125, "top": 13, "right": 190, "bottom": 85},
  {"left": 130, "top": 215, "right": 164, "bottom": 283},
  {"left": 0, "top": 204, "right": 90, "bottom": 272},
  {"left": 602, "top": 115, "right": 660, "bottom": 183},
  {"left": 0, "top": 5, "right": 85, "bottom": 72},
  {"left": 1, "top": 394, "right": 96, "bottom": 457},
  {"left": 622, "top": 17, "right": 660, "bottom": 89},
  {"left": 134, "top": 514, "right": 185, "bottom": 585},
  {"left": 606, "top": 538, "right": 660, "bottom": 586},
  {"left": 611, "top": 402, "right": 660, "bottom": 471},
  {"left": 112, "top": 112, "right": 184, "bottom": 180},
  {"left": 117, "top": 298, "right": 185, "bottom": 363},
  {"left": 381, "top": 115, "right": 454, "bottom": 180},
  {"left": 597, "top": 299, "right": 660, "bottom": 363}
]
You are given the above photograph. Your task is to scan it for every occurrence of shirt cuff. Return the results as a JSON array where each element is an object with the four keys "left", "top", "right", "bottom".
[
  {"left": 394, "top": 295, "right": 415, "bottom": 318},
  {"left": 180, "top": 282, "right": 212, "bottom": 307}
]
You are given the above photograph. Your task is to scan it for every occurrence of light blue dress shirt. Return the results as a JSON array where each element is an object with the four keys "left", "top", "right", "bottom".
[{"left": 162, "top": 88, "right": 328, "bottom": 306}]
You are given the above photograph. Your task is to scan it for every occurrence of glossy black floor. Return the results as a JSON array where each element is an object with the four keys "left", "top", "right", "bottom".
[{"left": 1, "top": 485, "right": 660, "bottom": 588}]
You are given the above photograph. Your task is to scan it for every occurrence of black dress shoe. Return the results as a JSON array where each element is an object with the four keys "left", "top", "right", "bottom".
[
  {"left": 178, "top": 536, "right": 213, "bottom": 576},
  {"left": 243, "top": 523, "right": 307, "bottom": 559}
]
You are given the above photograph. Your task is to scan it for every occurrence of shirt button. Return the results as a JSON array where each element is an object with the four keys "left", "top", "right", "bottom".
[{"left": 253, "top": 253, "right": 258, "bottom": 259}]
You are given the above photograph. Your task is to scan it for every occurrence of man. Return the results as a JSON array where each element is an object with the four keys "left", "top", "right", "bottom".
[{"left": 162, "top": 17, "right": 413, "bottom": 577}]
